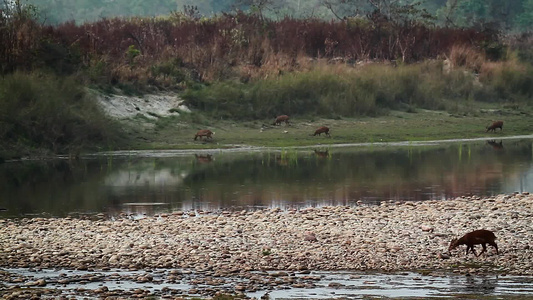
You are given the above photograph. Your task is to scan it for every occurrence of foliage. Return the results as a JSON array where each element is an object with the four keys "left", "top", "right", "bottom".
[
  {"left": 1, "top": 0, "right": 532, "bottom": 158},
  {"left": 516, "top": 0, "right": 533, "bottom": 31},
  {"left": 436, "top": 0, "right": 528, "bottom": 31},
  {"left": 0, "top": 0, "right": 42, "bottom": 73},
  {"left": 0, "top": 72, "right": 122, "bottom": 156},
  {"left": 23, "top": 12, "right": 493, "bottom": 89},
  {"left": 479, "top": 60, "right": 533, "bottom": 103},
  {"left": 24, "top": 0, "right": 533, "bottom": 32},
  {"left": 126, "top": 45, "right": 141, "bottom": 66},
  {"left": 182, "top": 61, "right": 493, "bottom": 120}
]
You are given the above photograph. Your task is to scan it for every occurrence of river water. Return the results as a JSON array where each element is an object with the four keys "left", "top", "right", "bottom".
[
  {"left": 1, "top": 138, "right": 533, "bottom": 298},
  {"left": 3, "top": 268, "right": 533, "bottom": 299},
  {"left": 0, "top": 138, "right": 532, "bottom": 218}
]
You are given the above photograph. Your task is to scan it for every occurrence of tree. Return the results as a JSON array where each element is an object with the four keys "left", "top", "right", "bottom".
[
  {"left": 516, "top": 0, "right": 533, "bottom": 31},
  {"left": 0, "top": 0, "right": 41, "bottom": 73},
  {"left": 321, "top": 0, "right": 434, "bottom": 25},
  {"left": 437, "top": 0, "right": 525, "bottom": 31},
  {"left": 232, "top": 0, "right": 283, "bottom": 20}
]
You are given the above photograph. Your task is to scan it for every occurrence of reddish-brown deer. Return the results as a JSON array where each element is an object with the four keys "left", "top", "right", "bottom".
[
  {"left": 312, "top": 126, "right": 330, "bottom": 137},
  {"left": 486, "top": 121, "right": 503, "bottom": 132},
  {"left": 272, "top": 115, "right": 290, "bottom": 126},
  {"left": 194, "top": 129, "right": 214, "bottom": 141},
  {"left": 448, "top": 229, "right": 499, "bottom": 257}
]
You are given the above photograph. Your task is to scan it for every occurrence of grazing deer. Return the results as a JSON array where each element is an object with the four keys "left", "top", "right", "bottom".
[
  {"left": 272, "top": 115, "right": 290, "bottom": 126},
  {"left": 449, "top": 229, "right": 499, "bottom": 257},
  {"left": 194, "top": 129, "right": 214, "bottom": 141},
  {"left": 486, "top": 121, "right": 503, "bottom": 132},
  {"left": 312, "top": 126, "right": 330, "bottom": 137}
]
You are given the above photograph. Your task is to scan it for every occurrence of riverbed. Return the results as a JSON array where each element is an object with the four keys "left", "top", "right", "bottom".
[{"left": 1, "top": 193, "right": 532, "bottom": 298}]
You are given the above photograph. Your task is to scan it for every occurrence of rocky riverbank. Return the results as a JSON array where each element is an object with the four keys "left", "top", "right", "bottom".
[{"left": 1, "top": 193, "right": 532, "bottom": 298}]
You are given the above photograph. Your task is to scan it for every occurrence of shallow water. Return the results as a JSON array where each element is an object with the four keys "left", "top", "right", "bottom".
[
  {"left": 1, "top": 138, "right": 532, "bottom": 217},
  {"left": 3, "top": 268, "right": 533, "bottom": 299}
]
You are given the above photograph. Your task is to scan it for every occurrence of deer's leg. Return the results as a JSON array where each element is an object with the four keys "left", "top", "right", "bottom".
[
  {"left": 477, "top": 244, "right": 487, "bottom": 256},
  {"left": 489, "top": 241, "right": 499, "bottom": 255}
]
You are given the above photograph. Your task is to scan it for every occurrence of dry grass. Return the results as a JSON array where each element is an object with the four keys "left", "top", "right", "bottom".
[{"left": 447, "top": 44, "right": 486, "bottom": 72}]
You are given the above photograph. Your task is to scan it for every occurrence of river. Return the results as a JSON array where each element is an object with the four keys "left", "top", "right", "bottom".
[{"left": 1, "top": 138, "right": 532, "bottom": 218}]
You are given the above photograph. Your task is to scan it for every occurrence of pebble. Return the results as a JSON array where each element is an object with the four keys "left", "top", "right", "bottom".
[{"left": 1, "top": 193, "right": 532, "bottom": 298}]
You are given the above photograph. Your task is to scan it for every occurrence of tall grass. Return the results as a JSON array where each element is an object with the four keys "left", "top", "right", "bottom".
[
  {"left": 479, "top": 60, "right": 533, "bottom": 103},
  {"left": 0, "top": 72, "right": 123, "bottom": 157},
  {"left": 182, "top": 61, "right": 486, "bottom": 119}
]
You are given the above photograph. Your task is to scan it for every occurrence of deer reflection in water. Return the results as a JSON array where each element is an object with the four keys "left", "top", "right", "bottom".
[
  {"left": 487, "top": 140, "right": 504, "bottom": 151},
  {"left": 276, "top": 156, "right": 288, "bottom": 166},
  {"left": 314, "top": 149, "right": 330, "bottom": 158},
  {"left": 449, "top": 274, "right": 498, "bottom": 294},
  {"left": 195, "top": 154, "right": 214, "bottom": 163}
]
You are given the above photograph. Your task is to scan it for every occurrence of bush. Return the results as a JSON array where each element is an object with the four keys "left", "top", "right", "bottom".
[
  {"left": 182, "top": 81, "right": 248, "bottom": 119},
  {"left": 182, "top": 61, "right": 491, "bottom": 119},
  {"left": 0, "top": 72, "right": 122, "bottom": 156},
  {"left": 479, "top": 60, "right": 533, "bottom": 103}
]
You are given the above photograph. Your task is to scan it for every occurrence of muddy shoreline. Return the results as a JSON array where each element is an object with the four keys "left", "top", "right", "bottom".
[{"left": 1, "top": 193, "right": 532, "bottom": 298}]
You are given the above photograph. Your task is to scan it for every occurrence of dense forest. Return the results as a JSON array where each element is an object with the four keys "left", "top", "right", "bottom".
[{"left": 26, "top": 0, "right": 533, "bottom": 32}]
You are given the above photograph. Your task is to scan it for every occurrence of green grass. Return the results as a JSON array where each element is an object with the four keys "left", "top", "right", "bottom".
[
  {"left": 124, "top": 105, "right": 533, "bottom": 150},
  {"left": 2, "top": 60, "right": 532, "bottom": 158}
]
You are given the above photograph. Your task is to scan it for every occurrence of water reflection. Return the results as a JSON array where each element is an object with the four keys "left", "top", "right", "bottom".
[
  {"left": 448, "top": 275, "right": 498, "bottom": 294},
  {"left": 0, "top": 140, "right": 532, "bottom": 217},
  {"left": 487, "top": 140, "right": 504, "bottom": 151}
]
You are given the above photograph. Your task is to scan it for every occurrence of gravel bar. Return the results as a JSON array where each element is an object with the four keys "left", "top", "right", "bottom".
[{"left": 1, "top": 193, "right": 532, "bottom": 298}]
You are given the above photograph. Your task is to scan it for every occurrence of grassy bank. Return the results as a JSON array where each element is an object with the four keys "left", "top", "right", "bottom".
[
  {"left": 123, "top": 105, "right": 533, "bottom": 150},
  {"left": 1, "top": 5, "right": 532, "bottom": 158},
  {"left": 1, "top": 62, "right": 532, "bottom": 158},
  {"left": 122, "top": 59, "right": 533, "bottom": 150}
]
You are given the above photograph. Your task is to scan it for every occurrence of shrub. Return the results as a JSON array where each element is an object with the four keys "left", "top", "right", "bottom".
[
  {"left": 448, "top": 45, "right": 485, "bottom": 73},
  {"left": 0, "top": 72, "right": 122, "bottom": 155},
  {"left": 479, "top": 60, "right": 533, "bottom": 103},
  {"left": 182, "top": 61, "right": 489, "bottom": 119}
]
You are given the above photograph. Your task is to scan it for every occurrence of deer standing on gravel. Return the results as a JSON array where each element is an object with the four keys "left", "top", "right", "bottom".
[{"left": 448, "top": 229, "right": 499, "bottom": 257}]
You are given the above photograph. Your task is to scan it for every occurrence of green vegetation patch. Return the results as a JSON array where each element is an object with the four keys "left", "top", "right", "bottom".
[
  {"left": 0, "top": 72, "right": 124, "bottom": 158},
  {"left": 183, "top": 61, "right": 532, "bottom": 121}
]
